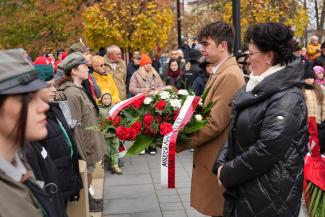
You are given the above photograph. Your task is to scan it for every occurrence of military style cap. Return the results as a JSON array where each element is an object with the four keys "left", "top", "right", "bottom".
[
  {"left": 57, "top": 52, "right": 87, "bottom": 75},
  {"left": 0, "top": 48, "right": 47, "bottom": 95},
  {"left": 68, "top": 42, "right": 90, "bottom": 54}
]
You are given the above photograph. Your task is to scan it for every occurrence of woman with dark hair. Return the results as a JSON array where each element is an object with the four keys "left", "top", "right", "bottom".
[
  {"left": 0, "top": 48, "right": 50, "bottom": 216},
  {"left": 165, "top": 59, "right": 182, "bottom": 89},
  {"left": 214, "top": 22, "right": 308, "bottom": 217},
  {"left": 24, "top": 63, "right": 83, "bottom": 208},
  {"left": 57, "top": 52, "right": 105, "bottom": 212}
]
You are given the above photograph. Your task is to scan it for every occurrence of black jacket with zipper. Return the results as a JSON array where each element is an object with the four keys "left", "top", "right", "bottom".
[{"left": 213, "top": 61, "right": 308, "bottom": 217}]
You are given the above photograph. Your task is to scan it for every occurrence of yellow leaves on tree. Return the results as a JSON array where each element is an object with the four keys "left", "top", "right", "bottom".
[
  {"left": 224, "top": 0, "right": 308, "bottom": 38},
  {"left": 0, "top": 0, "right": 85, "bottom": 55},
  {"left": 82, "top": 0, "right": 174, "bottom": 52}
]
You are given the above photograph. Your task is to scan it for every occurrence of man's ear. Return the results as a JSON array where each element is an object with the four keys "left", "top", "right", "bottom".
[
  {"left": 220, "top": 41, "right": 228, "bottom": 52},
  {"left": 71, "top": 67, "right": 78, "bottom": 77}
]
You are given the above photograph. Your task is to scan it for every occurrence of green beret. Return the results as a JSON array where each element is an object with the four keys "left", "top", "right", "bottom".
[{"left": 34, "top": 64, "right": 54, "bottom": 81}]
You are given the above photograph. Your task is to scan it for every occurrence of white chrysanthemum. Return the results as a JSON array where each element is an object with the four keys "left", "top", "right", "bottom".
[
  {"left": 178, "top": 89, "right": 189, "bottom": 96},
  {"left": 159, "top": 91, "right": 170, "bottom": 99},
  {"left": 170, "top": 99, "right": 182, "bottom": 109},
  {"left": 199, "top": 98, "right": 203, "bottom": 106},
  {"left": 195, "top": 114, "right": 203, "bottom": 121},
  {"left": 144, "top": 97, "right": 153, "bottom": 105}
]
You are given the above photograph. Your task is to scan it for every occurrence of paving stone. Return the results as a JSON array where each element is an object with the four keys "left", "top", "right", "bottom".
[
  {"left": 105, "top": 173, "right": 152, "bottom": 186},
  {"left": 157, "top": 195, "right": 180, "bottom": 203},
  {"left": 160, "top": 202, "right": 184, "bottom": 211},
  {"left": 176, "top": 188, "right": 191, "bottom": 195},
  {"left": 175, "top": 181, "right": 191, "bottom": 188},
  {"left": 104, "top": 184, "right": 155, "bottom": 199},
  {"left": 182, "top": 200, "right": 193, "bottom": 210},
  {"left": 186, "top": 209, "right": 209, "bottom": 217},
  {"left": 156, "top": 188, "right": 178, "bottom": 196},
  {"left": 162, "top": 210, "right": 187, "bottom": 217},
  {"left": 179, "top": 193, "right": 191, "bottom": 202},
  {"left": 103, "top": 150, "right": 200, "bottom": 216},
  {"left": 103, "top": 197, "right": 160, "bottom": 215},
  {"left": 104, "top": 211, "right": 162, "bottom": 217}
]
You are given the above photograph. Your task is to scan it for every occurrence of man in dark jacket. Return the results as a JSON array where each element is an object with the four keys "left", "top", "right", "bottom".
[{"left": 126, "top": 51, "right": 140, "bottom": 98}]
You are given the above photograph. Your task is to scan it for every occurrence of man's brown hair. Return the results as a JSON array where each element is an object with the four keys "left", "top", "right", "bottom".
[{"left": 198, "top": 21, "right": 235, "bottom": 53}]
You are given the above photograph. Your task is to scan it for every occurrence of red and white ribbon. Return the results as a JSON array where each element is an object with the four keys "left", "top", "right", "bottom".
[
  {"left": 161, "top": 95, "right": 200, "bottom": 188},
  {"left": 109, "top": 94, "right": 145, "bottom": 118}
]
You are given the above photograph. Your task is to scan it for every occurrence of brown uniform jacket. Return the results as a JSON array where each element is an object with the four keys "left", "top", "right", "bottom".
[
  {"left": 0, "top": 169, "right": 43, "bottom": 217},
  {"left": 177, "top": 57, "right": 245, "bottom": 216},
  {"left": 58, "top": 81, "right": 105, "bottom": 164},
  {"left": 104, "top": 57, "right": 127, "bottom": 100}
]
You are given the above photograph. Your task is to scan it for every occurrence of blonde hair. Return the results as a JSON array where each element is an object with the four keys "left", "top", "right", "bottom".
[{"left": 91, "top": 55, "right": 104, "bottom": 65}]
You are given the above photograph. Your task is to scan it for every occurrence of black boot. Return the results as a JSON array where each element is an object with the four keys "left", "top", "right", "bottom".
[{"left": 147, "top": 146, "right": 157, "bottom": 155}]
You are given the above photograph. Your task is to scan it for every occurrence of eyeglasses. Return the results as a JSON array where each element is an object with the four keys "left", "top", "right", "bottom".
[{"left": 247, "top": 51, "right": 262, "bottom": 57}]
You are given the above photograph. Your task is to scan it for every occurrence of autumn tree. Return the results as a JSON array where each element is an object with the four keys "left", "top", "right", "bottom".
[
  {"left": 0, "top": 0, "right": 87, "bottom": 56},
  {"left": 82, "top": 0, "right": 174, "bottom": 52},
  {"left": 223, "top": 0, "right": 308, "bottom": 39},
  {"left": 182, "top": 0, "right": 226, "bottom": 39},
  {"left": 306, "top": 0, "right": 325, "bottom": 41}
]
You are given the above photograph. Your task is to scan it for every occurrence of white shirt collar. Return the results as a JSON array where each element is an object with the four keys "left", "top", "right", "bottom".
[
  {"left": 0, "top": 152, "right": 27, "bottom": 182},
  {"left": 212, "top": 56, "right": 231, "bottom": 74},
  {"left": 246, "top": 64, "right": 285, "bottom": 92}
]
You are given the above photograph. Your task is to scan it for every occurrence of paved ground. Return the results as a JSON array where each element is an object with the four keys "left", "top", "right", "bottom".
[{"left": 103, "top": 150, "right": 209, "bottom": 217}]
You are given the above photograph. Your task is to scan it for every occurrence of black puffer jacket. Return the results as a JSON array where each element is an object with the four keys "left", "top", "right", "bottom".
[
  {"left": 40, "top": 103, "right": 82, "bottom": 203},
  {"left": 24, "top": 142, "right": 68, "bottom": 217},
  {"left": 213, "top": 61, "right": 308, "bottom": 217}
]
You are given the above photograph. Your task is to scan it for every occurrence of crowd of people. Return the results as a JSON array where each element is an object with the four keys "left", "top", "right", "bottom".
[{"left": 0, "top": 20, "right": 324, "bottom": 217}]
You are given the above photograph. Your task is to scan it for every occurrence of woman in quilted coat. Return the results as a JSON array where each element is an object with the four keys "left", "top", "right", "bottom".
[{"left": 214, "top": 22, "right": 308, "bottom": 217}]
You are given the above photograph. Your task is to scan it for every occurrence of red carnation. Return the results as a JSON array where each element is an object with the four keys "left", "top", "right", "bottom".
[
  {"left": 163, "top": 115, "right": 170, "bottom": 121},
  {"left": 108, "top": 116, "right": 122, "bottom": 127},
  {"left": 132, "top": 96, "right": 145, "bottom": 109},
  {"left": 144, "top": 127, "right": 156, "bottom": 136},
  {"left": 143, "top": 113, "right": 153, "bottom": 125},
  {"left": 173, "top": 110, "right": 180, "bottom": 121},
  {"left": 144, "top": 123, "right": 151, "bottom": 129},
  {"left": 155, "top": 115, "right": 163, "bottom": 123},
  {"left": 130, "top": 121, "right": 142, "bottom": 134},
  {"left": 154, "top": 100, "right": 166, "bottom": 111},
  {"left": 159, "top": 122, "right": 173, "bottom": 135},
  {"left": 128, "top": 127, "right": 137, "bottom": 140},
  {"left": 99, "top": 121, "right": 105, "bottom": 130},
  {"left": 116, "top": 126, "right": 130, "bottom": 141}
]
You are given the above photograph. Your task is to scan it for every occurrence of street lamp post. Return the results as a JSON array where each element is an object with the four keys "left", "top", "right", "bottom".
[
  {"left": 232, "top": 0, "right": 241, "bottom": 54},
  {"left": 176, "top": 0, "right": 182, "bottom": 48}
]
